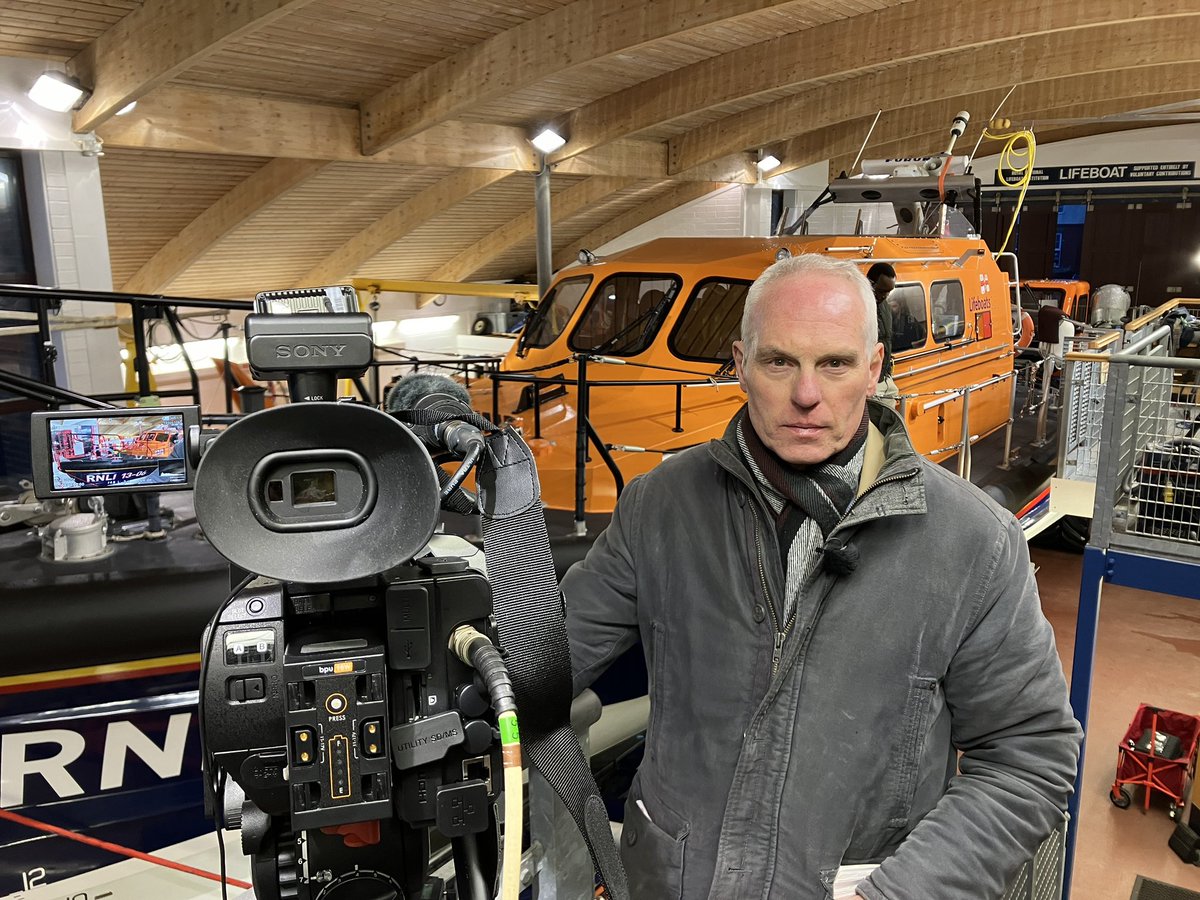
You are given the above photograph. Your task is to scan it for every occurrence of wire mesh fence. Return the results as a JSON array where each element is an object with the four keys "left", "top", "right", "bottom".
[{"left": 1091, "top": 321, "right": 1200, "bottom": 558}]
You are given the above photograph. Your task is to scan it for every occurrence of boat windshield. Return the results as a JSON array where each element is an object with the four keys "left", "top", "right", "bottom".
[
  {"left": 1020, "top": 286, "right": 1066, "bottom": 312},
  {"left": 521, "top": 275, "right": 592, "bottom": 349},
  {"left": 788, "top": 201, "right": 976, "bottom": 238},
  {"left": 568, "top": 273, "right": 681, "bottom": 356}
]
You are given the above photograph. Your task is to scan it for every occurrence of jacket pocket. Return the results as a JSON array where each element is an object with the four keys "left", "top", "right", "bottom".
[
  {"left": 622, "top": 786, "right": 688, "bottom": 900},
  {"left": 886, "top": 674, "right": 941, "bottom": 828}
]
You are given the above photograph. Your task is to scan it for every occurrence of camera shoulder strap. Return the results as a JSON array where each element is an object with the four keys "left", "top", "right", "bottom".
[{"left": 475, "top": 426, "right": 628, "bottom": 900}]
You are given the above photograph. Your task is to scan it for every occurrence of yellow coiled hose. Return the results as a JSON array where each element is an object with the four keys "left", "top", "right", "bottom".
[{"left": 985, "top": 122, "right": 1036, "bottom": 254}]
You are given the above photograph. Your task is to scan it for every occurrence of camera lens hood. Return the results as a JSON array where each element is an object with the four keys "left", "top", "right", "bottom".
[{"left": 195, "top": 403, "right": 440, "bottom": 583}]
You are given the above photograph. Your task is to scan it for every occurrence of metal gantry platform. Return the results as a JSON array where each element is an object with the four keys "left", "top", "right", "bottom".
[{"left": 1062, "top": 320, "right": 1200, "bottom": 899}]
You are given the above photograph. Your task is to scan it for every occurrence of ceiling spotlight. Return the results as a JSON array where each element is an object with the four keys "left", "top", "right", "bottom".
[
  {"left": 115, "top": 101, "right": 137, "bottom": 116},
  {"left": 28, "top": 72, "right": 90, "bottom": 112},
  {"left": 530, "top": 127, "right": 567, "bottom": 155},
  {"left": 756, "top": 154, "right": 782, "bottom": 173}
]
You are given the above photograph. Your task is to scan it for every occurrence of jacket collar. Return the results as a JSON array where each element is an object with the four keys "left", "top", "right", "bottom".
[{"left": 711, "top": 400, "right": 926, "bottom": 519}]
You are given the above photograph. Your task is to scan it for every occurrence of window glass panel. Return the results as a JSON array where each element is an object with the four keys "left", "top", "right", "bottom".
[
  {"left": 0, "top": 152, "right": 41, "bottom": 493},
  {"left": 931, "top": 280, "right": 966, "bottom": 342},
  {"left": 888, "top": 283, "right": 927, "bottom": 353},
  {"left": 568, "top": 273, "right": 680, "bottom": 356},
  {"left": 522, "top": 276, "right": 591, "bottom": 348},
  {"left": 0, "top": 153, "right": 36, "bottom": 283},
  {"left": 1019, "top": 286, "right": 1066, "bottom": 312},
  {"left": 669, "top": 278, "right": 750, "bottom": 362}
]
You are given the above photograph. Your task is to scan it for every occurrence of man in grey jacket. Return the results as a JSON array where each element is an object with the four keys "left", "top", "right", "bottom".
[{"left": 562, "top": 253, "right": 1081, "bottom": 900}]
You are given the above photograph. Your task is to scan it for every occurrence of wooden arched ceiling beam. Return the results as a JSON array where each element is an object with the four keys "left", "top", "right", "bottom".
[
  {"left": 69, "top": 0, "right": 316, "bottom": 134},
  {"left": 667, "top": 15, "right": 1200, "bottom": 175},
  {"left": 551, "top": 182, "right": 730, "bottom": 270},
  {"left": 121, "top": 158, "right": 329, "bottom": 294},
  {"left": 94, "top": 86, "right": 754, "bottom": 182},
  {"left": 558, "top": 0, "right": 1198, "bottom": 161},
  {"left": 298, "top": 169, "right": 514, "bottom": 287},
  {"left": 358, "top": 0, "right": 804, "bottom": 156},
  {"left": 766, "top": 63, "right": 1200, "bottom": 180},
  {"left": 420, "top": 176, "right": 634, "bottom": 306}
]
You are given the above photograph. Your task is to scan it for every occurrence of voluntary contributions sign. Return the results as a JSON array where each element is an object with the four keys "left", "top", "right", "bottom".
[{"left": 995, "top": 161, "right": 1197, "bottom": 186}]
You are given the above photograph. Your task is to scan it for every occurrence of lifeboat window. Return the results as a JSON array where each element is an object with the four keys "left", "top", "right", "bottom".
[
  {"left": 568, "top": 273, "right": 681, "bottom": 356},
  {"left": 889, "top": 283, "right": 928, "bottom": 353},
  {"left": 521, "top": 276, "right": 592, "bottom": 348},
  {"left": 931, "top": 280, "right": 966, "bottom": 343},
  {"left": 668, "top": 278, "right": 751, "bottom": 363}
]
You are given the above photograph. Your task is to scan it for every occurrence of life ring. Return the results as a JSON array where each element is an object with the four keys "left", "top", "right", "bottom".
[{"left": 1016, "top": 310, "right": 1035, "bottom": 348}]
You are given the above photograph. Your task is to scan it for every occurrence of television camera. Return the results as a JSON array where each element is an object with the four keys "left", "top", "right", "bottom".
[{"left": 31, "top": 286, "right": 626, "bottom": 900}]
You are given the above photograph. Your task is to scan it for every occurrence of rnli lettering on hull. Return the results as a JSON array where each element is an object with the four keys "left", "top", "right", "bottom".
[
  {"left": 0, "top": 713, "right": 191, "bottom": 808},
  {"left": 80, "top": 468, "right": 155, "bottom": 485}
]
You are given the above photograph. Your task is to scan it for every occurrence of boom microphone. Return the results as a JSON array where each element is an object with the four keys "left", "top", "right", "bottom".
[{"left": 386, "top": 372, "right": 486, "bottom": 456}]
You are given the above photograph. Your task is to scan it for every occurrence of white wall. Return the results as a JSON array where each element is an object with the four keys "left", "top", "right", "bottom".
[
  {"left": 2, "top": 54, "right": 121, "bottom": 396},
  {"left": 23, "top": 150, "right": 122, "bottom": 396},
  {"left": 587, "top": 162, "right": 839, "bottom": 254}
]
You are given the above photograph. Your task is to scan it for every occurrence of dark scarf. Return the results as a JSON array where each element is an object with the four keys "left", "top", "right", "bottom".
[{"left": 739, "top": 405, "right": 869, "bottom": 554}]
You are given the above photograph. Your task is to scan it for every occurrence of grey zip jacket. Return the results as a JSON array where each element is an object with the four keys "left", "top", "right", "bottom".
[{"left": 563, "top": 402, "right": 1081, "bottom": 899}]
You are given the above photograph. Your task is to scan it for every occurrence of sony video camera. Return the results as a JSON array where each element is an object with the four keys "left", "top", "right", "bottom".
[{"left": 31, "top": 287, "right": 509, "bottom": 900}]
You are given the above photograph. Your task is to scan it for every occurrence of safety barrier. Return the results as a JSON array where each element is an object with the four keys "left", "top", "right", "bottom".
[{"left": 1090, "top": 328, "right": 1200, "bottom": 560}]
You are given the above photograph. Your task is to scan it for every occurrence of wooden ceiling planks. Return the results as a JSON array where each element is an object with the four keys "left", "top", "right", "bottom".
[
  {"left": 99, "top": 148, "right": 268, "bottom": 290},
  {"left": 164, "top": 161, "right": 455, "bottom": 297},
  {"left": 177, "top": 0, "right": 578, "bottom": 105},
  {"left": 473, "top": 180, "right": 667, "bottom": 281},
  {"left": 353, "top": 173, "right": 585, "bottom": 281},
  {"left": 451, "top": 0, "right": 910, "bottom": 129},
  {"left": 0, "top": 0, "right": 141, "bottom": 59}
]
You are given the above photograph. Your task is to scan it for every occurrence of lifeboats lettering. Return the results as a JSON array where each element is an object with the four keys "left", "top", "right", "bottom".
[
  {"left": 0, "top": 713, "right": 191, "bottom": 807},
  {"left": 968, "top": 297, "right": 990, "bottom": 313}
]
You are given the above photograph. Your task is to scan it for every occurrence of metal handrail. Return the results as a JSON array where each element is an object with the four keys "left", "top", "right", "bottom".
[{"left": 1124, "top": 297, "right": 1197, "bottom": 332}]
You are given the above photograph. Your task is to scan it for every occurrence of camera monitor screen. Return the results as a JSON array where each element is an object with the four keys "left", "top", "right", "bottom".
[{"left": 31, "top": 406, "right": 199, "bottom": 498}]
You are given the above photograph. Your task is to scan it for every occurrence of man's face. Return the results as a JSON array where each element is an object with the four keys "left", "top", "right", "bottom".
[
  {"left": 872, "top": 274, "right": 896, "bottom": 303},
  {"left": 732, "top": 274, "right": 883, "bottom": 466}
]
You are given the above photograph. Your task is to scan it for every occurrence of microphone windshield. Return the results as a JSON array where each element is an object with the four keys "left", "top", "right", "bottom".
[{"left": 386, "top": 372, "right": 472, "bottom": 413}]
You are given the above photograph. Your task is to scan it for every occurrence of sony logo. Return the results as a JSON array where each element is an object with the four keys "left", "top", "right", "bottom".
[
  {"left": 1, "top": 713, "right": 191, "bottom": 808},
  {"left": 275, "top": 343, "right": 348, "bottom": 359}
]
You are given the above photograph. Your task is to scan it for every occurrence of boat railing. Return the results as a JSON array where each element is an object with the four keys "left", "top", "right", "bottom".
[
  {"left": 486, "top": 354, "right": 738, "bottom": 534},
  {"left": 0, "top": 283, "right": 512, "bottom": 415},
  {"left": 895, "top": 356, "right": 1018, "bottom": 482},
  {"left": 1085, "top": 323, "right": 1200, "bottom": 560},
  {"left": 0, "top": 284, "right": 253, "bottom": 411}
]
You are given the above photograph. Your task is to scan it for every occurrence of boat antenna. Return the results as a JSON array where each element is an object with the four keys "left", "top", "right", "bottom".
[
  {"left": 850, "top": 109, "right": 883, "bottom": 174},
  {"left": 968, "top": 84, "right": 1018, "bottom": 169}
]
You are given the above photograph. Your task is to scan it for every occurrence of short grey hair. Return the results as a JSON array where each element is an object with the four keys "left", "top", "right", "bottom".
[{"left": 740, "top": 253, "right": 879, "bottom": 354}]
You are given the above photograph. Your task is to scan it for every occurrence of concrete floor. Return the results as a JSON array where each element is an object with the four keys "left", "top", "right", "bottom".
[{"left": 1032, "top": 542, "right": 1200, "bottom": 899}]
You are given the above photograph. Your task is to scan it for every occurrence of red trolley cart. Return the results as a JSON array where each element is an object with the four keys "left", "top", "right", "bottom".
[{"left": 1110, "top": 704, "right": 1200, "bottom": 818}]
